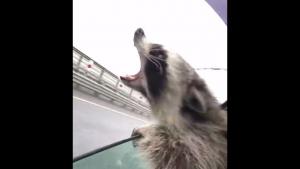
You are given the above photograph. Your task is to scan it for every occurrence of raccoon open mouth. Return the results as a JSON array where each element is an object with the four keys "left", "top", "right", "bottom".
[
  {"left": 120, "top": 27, "right": 148, "bottom": 83},
  {"left": 120, "top": 54, "right": 144, "bottom": 83}
]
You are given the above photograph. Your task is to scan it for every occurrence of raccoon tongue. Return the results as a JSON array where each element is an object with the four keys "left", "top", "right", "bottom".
[
  {"left": 120, "top": 71, "right": 140, "bottom": 81},
  {"left": 120, "top": 75, "right": 137, "bottom": 81}
]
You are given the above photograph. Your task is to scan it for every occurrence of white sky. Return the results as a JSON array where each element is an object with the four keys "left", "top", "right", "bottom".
[{"left": 73, "top": 0, "right": 227, "bottom": 102}]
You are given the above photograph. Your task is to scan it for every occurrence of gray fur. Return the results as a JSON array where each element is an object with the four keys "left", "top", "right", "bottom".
[{"left": 123, "top": 28, "right": 227, "bottom": 169}]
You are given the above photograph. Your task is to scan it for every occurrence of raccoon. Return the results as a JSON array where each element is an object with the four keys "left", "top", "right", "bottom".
[{"left": 120, "top": 28, "right": 227, "bottom": 169}]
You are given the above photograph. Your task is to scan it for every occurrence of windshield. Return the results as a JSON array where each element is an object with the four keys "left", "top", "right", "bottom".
[{"left": 73, "top": 140, "right": 149, "bottom": 169}]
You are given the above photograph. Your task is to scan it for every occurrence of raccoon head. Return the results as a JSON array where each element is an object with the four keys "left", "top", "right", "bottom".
[{"left": 121, "top": 28, "right": 224, "bottom": 125}]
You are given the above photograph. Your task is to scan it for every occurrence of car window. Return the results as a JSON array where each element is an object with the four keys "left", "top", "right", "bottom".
[{"left": 73, "top": 140, "right": 149, "bottom": 169}]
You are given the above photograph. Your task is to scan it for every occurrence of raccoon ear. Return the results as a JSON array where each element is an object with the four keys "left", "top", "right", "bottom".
[{"left": 184, "top": 87, "right": 207, "bottom": 115}]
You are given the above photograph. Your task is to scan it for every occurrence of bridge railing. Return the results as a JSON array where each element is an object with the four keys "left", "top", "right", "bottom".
[{"left": 73, "top": 47, "right": 151, "bottom": 116}]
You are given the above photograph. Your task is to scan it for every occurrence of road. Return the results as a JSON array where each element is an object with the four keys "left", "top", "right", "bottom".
[{"left": 73, "top": 89, "right": 150, "bottom": 158}]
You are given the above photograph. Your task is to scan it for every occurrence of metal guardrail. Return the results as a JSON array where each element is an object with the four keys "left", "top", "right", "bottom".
[{"left": 73, "top": 47, "right": 151, "bottom": 116}]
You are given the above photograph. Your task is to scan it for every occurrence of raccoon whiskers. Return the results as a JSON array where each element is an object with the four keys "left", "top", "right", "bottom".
[
  {"left": 148, "top": 54, "right": 167, "bottom": 74},
  {"left": 145, "top": 55, "right": 163, "bottom": 74},
  {"left": 145, "top": 56, "right": 160, "bottom": 69},
  {"left": 149, "top": 55, "right": 166, "bottom": 62}
]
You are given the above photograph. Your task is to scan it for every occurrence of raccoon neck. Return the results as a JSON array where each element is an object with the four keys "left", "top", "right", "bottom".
[{"left": 151, "top": 105, "right": 186, "bottom": 130}]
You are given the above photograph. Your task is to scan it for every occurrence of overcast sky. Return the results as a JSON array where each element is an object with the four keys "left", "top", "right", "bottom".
[{"left": 73, "top": 0, "right": 227, "bottom": 102}]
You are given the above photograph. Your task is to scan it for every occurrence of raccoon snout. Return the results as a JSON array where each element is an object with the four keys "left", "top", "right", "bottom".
[{"left": 134, "top": 28, "right": 145, "bottom": 46}]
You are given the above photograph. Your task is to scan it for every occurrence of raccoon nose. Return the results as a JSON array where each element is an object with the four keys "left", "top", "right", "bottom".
[
  {"left": 135, "top": 28, "right": 145, "bottom": 38},
  {"left": 134, "top": 28, "right": 145, "bottom": 45}
]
